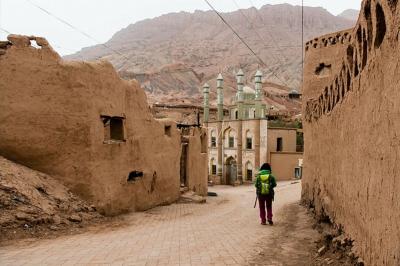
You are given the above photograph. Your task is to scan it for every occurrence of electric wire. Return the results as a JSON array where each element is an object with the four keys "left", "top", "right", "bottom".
[
  {"left": 0, "top": 27, "right": 10, "bottom": 34},
  {"left": 26, "top": 0, "right": 133, "bottom": 69},
  {"left": 204, "top": 0, "right": 291, "bottom": 88},
  {"left": 231, "top": 0, "right": 280, "bottom": 63},
  {"left": 247, "top": 0, "right": 291, "bottom": 64},
  {"left": 247, "top": 0, "right": 305, "bottom": 89},
  {"left": 301, "top": 0, "right": 304, "bottom": 85},
  {"left": 203, "top": 0, "right": 266, "bottom": 68}
]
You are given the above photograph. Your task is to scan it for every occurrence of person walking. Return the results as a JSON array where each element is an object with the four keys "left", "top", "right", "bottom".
[{"left": 255, "top": 163, "right": 277, "bottom": 225}]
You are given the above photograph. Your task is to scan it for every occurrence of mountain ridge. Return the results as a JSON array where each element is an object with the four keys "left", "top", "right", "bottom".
[
  {"left": 66, "top": 4, "right": 356, "bottom": 113},
  {"left": 338, "top": 9, "right": 360, "bottom": 21}
]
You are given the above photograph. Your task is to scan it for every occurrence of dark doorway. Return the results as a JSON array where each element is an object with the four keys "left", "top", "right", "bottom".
[
  {"left": 225, "top": 157, "right": 237, "bottom": 185},
  {"left": 247, "top": 169, "right": 253, "bottom": 181},
  {"left": 180, "top": 143, "right": 188, "bottom": 186}
]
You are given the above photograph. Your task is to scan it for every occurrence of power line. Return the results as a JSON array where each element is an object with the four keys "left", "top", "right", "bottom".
[
  {"left": 203, "top": 0, "right": 266, "bottom": 68},
  {"left": 301, "top": 0, "right": 304, "bottom": 86},
  {"left": 247, "top": 0, "right": 291, "bottom": 65},
  {"left": 26, "top": 0, "right": 133, "bottom": 69},
  {"left": 204, "top": 0, "right": 290, "bottom": 88},
  {"left": 0, "top": 27, "right": 10, "bottom": 35},
  {"left": 231, "top": 0, "right": 280, "bottom": 64}
]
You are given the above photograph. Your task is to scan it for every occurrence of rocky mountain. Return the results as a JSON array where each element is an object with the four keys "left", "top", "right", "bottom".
[
  {"left": 338, "top": 9, "right": 360, "bottom": 22},
  {"left": 66, "top": 4, "right": 355, "bottom": 112}
]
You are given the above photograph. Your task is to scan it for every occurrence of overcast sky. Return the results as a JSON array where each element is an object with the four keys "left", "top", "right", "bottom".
[{"left": 0, "top": 0, "right": 362, "bottom": 55}]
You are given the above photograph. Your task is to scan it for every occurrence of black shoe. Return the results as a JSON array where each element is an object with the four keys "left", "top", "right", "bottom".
[{"left": 268, "top": 220, "right": 273, "bottom": 225}]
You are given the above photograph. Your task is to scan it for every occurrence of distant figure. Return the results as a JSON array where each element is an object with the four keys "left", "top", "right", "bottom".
[{"left": 255, "top": 163, "right": 277, "bottom": 225}]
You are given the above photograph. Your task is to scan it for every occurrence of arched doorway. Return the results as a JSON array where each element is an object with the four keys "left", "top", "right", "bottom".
[
  {"left": 225, "top": 156, "right": 237, "bottom": 185},
  {"left": 245, "top": 161, "right": 254, "bottom": 181}
]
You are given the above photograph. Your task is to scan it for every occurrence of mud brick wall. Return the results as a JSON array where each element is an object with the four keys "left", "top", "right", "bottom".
[
  {"left": 302, "top": 1, "right": 400, "bottom": 265},
  {"left": 0, "top": 35, "right": 181, "bottom": 215}
]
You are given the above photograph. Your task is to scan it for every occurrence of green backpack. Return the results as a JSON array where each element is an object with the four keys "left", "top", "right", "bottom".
[{"left": 260, "top": 174, "right": 271, "bottom": 195}]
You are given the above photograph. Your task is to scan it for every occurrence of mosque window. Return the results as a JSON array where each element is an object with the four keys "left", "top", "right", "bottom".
[
  {"left": 229, "top": 137, "right": 234, "bottom": 148},
  {"left": 246, "top": 138, "right": 253, "bottom": 149},
  {"left": 212, "top": 165, "right": 217, "bottom": 175},
  {"left": 211, "top": 137, "right": 216, "bottom": 147}
]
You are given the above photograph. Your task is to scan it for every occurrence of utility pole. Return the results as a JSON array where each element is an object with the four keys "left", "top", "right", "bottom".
[
  {"left": 302, "top": 0, "right": 304, "bottom": 85},
  {"left": 0, "top": 0, "right": 2, "bottom": 39}
]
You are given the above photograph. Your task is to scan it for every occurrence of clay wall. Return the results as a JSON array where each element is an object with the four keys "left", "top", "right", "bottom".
[
  {"left": 185, "top": 127, "right": 208, "bottom": 196},
  {"left": 302, "top": 1, "right": 400, "bottom": 265},
  {"left": 267, "top": 128, "right": 297, "bottom": 162},
  {"left": 0, "top": 35, "right": 181, "bottom": 215},
  {"left": 269, "top": 152, "right": 302, "bottom": 180}
]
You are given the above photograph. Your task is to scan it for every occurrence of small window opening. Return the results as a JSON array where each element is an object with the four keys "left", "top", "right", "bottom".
[
  {"left": 229, "top": 137, "right": 234, "bottom": 148},
  {"left": 246, "top": 138, "right": 253, "bottom": 149},
  {"left": 212, "top": 164, "right": 217, "bottom": 175},
  {"left": 276, "top": 137, "right": 283, "bottom": 152},
  {"left": 30, "top": 40, "right": 42, "bottom": 49},
  {"left": 315, "top": 63, "right": 332, "bottom": 76},
  {"left": 200, "top": 133, "right": 207, "bottom": 153},
  {"left": 211, "top": 136, "right": 216, "bottom": 147},
  {"left": 102, "top": 116, "right": 125, "bottom": 142},
  {"left": 128, "top": 171, "right": 143, "bottom": 182},
  {"left": 165, "top": 125, "right": 172, "bottom": 137},
  {"left": 235, "top": 110, "right": 239, "bottom": 120}
]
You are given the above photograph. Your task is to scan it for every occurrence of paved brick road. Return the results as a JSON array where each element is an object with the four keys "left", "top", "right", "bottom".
[{"left": 0, "top": 181, "right": 301, "bottom": 266}]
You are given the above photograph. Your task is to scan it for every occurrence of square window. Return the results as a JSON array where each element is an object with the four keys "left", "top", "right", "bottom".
[
  {"left": 246, "top": 138, "right": 252, "bottom": 149},
  {"left": 102, "top": 116, "right": 125, "bottom": 142}
]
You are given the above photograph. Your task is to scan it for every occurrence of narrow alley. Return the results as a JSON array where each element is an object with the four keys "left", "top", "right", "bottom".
[{"left": 0, "top": 182, "right": 318, "bottom": 266}]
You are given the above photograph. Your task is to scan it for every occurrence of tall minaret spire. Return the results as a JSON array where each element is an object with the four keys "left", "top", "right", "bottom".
[
  {"left": 236, "top": 69, "right": 244, "bottom": 120},
  {"left": 202, "top": 83, "right": 210, "bottom": 124},
  {"left": 236, "top": 69, "right": 244, "bottom": 184},
  {"left": 217, "top": 73, "right": 224, "bottom": 121},
  {"left": 255, "top": 70, "right": 263, "bottom": 119},
  {"left": 216, "top": 74, "right": 224, "bottom": 184}
]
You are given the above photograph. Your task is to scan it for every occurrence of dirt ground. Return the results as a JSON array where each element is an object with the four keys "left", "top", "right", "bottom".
[
  {"left": 0, "top": 156, "right": 104, "bottom": 245},
  {"left": 1, "top": 182, "right": 362, "bottom": 265},
  {"left": 249, "top": 202, "right": 361, "bottom": 266}
]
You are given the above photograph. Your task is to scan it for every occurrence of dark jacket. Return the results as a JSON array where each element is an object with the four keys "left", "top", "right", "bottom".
[{"left": 255, "top": 169, "right": 277, "bottom": 199}]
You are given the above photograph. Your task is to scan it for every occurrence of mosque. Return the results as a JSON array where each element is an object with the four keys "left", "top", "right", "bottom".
[{"left": 203, "top": 70, "right": 302, "bottom": 185}]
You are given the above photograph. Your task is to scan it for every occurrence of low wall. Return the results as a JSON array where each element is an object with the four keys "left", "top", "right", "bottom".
[
  {"left": 186, "top": 128, "right": 208, "bottom": 196},
  {"left": 270, "top": 152, "right": 302, "bottom": 180}
]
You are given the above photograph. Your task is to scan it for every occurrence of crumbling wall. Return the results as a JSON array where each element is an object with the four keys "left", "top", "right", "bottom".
[
  {"left": 0, "top": 35, "right": 181, "bottom": 215},
  {"left": 302, "top": 1, "right": 400, "bottom": 265},
  {"left": 182, "top": 127, "right": 208, "bottom": 196}
]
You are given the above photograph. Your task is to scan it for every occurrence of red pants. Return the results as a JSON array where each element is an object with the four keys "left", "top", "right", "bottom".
[{"left": 258, "top": 194, "right": 273, "bottom": 223}]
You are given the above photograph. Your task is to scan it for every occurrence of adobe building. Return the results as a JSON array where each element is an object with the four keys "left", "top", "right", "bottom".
[
  {"left": 204, "top": 70, "right": 302, "bottom": 185},
  {"left": 0, "top": 35, "right": 207, "bottom": 215},
  {"left": 302, "top": 0, "right": 400, "bottom": 265},
  {"left": 179, "top": 126, "right": 208, "bottom": 196}
]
